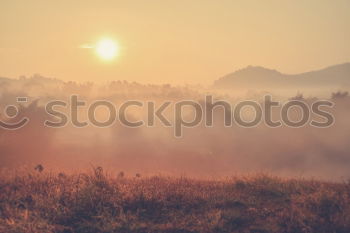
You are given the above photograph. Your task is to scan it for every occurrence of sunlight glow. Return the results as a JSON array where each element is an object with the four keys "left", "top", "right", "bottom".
[{"left": 95, "top": 38, "right": 119, "bottom": 61}]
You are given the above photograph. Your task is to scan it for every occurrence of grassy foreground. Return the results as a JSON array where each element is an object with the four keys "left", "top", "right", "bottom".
[{"left": 0, "top": 169, "right": 350, "bottom": 233}]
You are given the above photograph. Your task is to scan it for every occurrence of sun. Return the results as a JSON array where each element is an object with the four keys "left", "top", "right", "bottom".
[{"left": 95, "top": 38, "right": 119, "bottom": 61}]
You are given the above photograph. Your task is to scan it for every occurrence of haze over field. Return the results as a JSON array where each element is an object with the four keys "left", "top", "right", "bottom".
[
  {"left": 0, "top": 1, "right": 350, "bottom": 180},
  {"left": 0, "top": 70, "right": 349, "bottom": 180},
  {"left": 2, "top": 2, "right": 350, "bottom": 232}
]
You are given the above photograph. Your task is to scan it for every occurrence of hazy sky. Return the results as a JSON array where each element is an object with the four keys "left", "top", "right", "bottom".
[{"left": 0, "top": 0, "right": 349, "bottom": 84}]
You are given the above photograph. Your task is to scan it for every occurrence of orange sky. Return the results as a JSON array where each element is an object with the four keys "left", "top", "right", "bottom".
[{"left": 0, "top": 0, "right": 349, "bottom": 84}]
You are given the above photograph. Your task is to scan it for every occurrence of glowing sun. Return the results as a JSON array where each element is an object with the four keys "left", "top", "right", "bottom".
[{"left": 95, "top": 38, "right": 119, "bottom": 61}]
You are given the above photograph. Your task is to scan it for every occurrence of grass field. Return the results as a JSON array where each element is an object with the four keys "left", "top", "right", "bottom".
[{"left": 0, "top": 168, "right": 349, "bottom": 233}]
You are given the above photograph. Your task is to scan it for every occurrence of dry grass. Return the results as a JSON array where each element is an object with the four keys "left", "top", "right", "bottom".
[{"left": 0, "top": 168, "right": 350, "bottom": 233}]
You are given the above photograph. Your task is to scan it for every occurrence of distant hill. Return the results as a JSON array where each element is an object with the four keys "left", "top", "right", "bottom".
[{"left": 213, "top": 63, "right": 350, "bottom": 90}]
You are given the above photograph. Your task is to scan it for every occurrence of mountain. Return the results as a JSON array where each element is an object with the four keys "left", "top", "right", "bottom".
[{"left": 213, "top": 63, "right": 350, "bottom": 90}]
